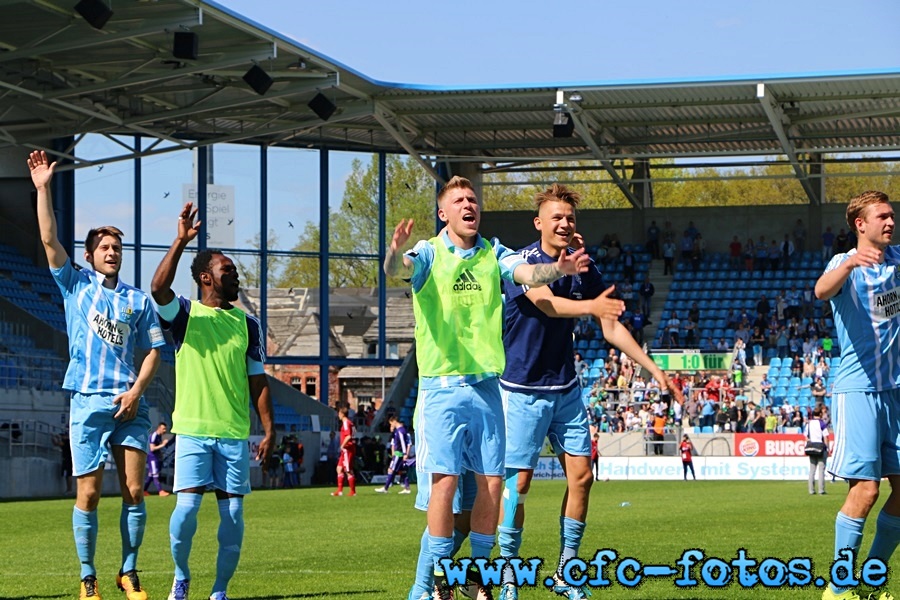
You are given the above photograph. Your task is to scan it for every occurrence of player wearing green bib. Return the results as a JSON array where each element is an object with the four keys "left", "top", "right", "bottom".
[
  {"left": 151, "top": 202, "right": 274, "bottom": 600},
  {"left": 385, "top": 175, "right": 591, "bottom": 599}
]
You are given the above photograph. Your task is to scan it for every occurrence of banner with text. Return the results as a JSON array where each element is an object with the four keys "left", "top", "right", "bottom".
[
  {"left": 536, "top": 456, "right": 813, "bottom": 481},
  {"left": 734, "top": 433, "right": 809, "bottom": 457},
  {"left": 183, "top": 183, "right": 235, "bottom": 248}
]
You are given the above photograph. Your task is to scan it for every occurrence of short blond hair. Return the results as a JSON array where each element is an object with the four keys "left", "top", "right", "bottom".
[
  {"left": 847, "top": 190, "right": 890, "bottom": 234},
  {"left": 534, "top": 182, "right": 581, "bottom": 214},
  {"left": 437, "top": 175, "right": 475, "bottom": 206}
]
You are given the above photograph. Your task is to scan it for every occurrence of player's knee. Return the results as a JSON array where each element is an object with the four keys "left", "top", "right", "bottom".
[
  {"left": 850, "top": 482, "right": 880, "bottom": 511},
  {"left": 122, "top": 482, "right": 144, "bottom": 504}
]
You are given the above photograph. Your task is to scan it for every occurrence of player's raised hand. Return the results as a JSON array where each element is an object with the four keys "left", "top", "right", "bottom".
[
  {"left": 177, "top": 202, "right": 201, "bottom": 242},
  {"left": 390, "top": 219, "right": 414, "bottom": 251},
  {"left": 570, "top": 232, "right": 585, "bottom": 251},
  {"left": 556, "top": 247, "right": 590, "bottom": 276},
  {"left": 27, "top": 150, "right": 56, "bottom": 188},
  {"left": 590, "top": 286, "right": 625, "bottom": 321},
  {"left": 851, "top": 247, "right": 883, "bottom": 268}
]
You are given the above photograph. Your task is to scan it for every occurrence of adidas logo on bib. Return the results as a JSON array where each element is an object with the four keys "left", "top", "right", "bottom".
[{"left": 453, "top": 269, "right": 482, "bottom": 291}]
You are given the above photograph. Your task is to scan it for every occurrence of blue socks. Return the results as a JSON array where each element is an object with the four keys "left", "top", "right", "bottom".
[
  {"left": 558, "top": 516, "right": 586, "bottom": 575},
  {"left": 831, "top": 511, "right": 865, "bottom": 594},
  {"left": 120, "top": 501, "right": 146, "bottom": 573},
  {"left": 868, "top": 510, "right": 900, "bottom": 564},
  {"left": 169, "top": 493, "right": 202, "bottom": 581},
  {"left": 469, "top": 531, "right": 494, "bottom": 559},
  {"left": 73, "top": 507, "right": 98, "bottom": 579},
  {"left": 428, "top": 533, "right": 454, "bottom": 573},
  {"left": 213, "top": 497, "right": 244, "bottom": 595},
  {"left": 499, "top": 526, "right": 523, "bottom": 585}
]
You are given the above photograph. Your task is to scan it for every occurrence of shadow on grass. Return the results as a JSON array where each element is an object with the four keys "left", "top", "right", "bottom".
[
  {"left": 0, "top": 596, "right": 67, "bottom": 600},
  {"left": 242, "top": 591, "right": 385, "bottom": 599}
]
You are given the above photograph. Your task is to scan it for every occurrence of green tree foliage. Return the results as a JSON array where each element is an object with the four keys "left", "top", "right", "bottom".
[{"left": 276, "top": 154, "right": 436, "bottom": 288}]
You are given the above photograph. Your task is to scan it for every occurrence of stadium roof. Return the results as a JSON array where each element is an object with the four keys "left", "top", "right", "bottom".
[{"left": 3, "top": 0, "right": 900, "bottom": 200}]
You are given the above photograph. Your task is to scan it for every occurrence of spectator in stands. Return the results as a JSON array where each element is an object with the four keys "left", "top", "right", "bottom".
[
  {"left": 765, "top": 410, "right": 779, "bottom": 434},
  {"left": 821, "top": 334, "right": 834, "bottom": 358},
  {"left": 760, "top": 374, "right": 772, "bottom": 404},
  {"left": 793, "top": 219, "right": 807, "bottom": 253},
  {"left": 631, "top": 311, "right": 646, "bottom": 345},
  {"left": 802, "top": 283, "right": 815, "bottom": 319},
  {"left": 833, "top": 227, "right": 851, "bottom": 254},
  {"left": 716, "top": 338, "right": 729, "bottom": 352},
  {"left": 728, "top": 400, "right": 743, "bottom": 434},
  {"left": 744, "top": 237, "right": 756, "bottom": 273},
  {"left": 662, "top": 236, "right": 677, "bottom": 276},
  {"left": 680, "top": 231, "right": 694, "bottom": 265},
  {"left": 767, "top": 239, "right": 781, "bottom": 271},
  {"left": 685, "top": 221, "right": 700, "bottom": 240},
  {"left": 776, "top": 326, "right": 789, "bottom": 358},
  {"left": 816, "top": 356, "right": 830, "bottom": 380},
  {"left": 690, "top": 234, "right": 705, "bottom": 271},
  {"left": 687, "top": 302, "right": 700, "bottom": 328},
  {"left": 619, "top": 278, "right": 635, "bottom": 312},
  {"left": 622, "top": 248, "right": 636, "bottom": 282},
  {"left": 790, "top": 353, "right": 803, "bottom": 378},
  {"left": 750, "top": 327, "right": 766, "bottom": 366},
  {"left": 29, "top": 150, "right": 165, "bottom": 600},
  {"left": 790, "top": 408, "right": 805, "bottom": 430},
  {"left": 811, "top": 377, "right": 827, "bottom": 405},
  {"left": 574, "top": 352, "right": 587, "bottom": 388},
  {"left": 729, "top": 236, "right": 742, "bottom": 270},
  {"left": 667, "top": 314, "right": 681, "bottom": 348},
  {"left": 638, "top": 276, "right": 655, "bottom": 318},
  {"left": 756, "top": 235, "right": 770, "bottom": 273},
  {"left": 781, "top": 234, "right": 796, "bottom": 270},
  {"left": 802, "top": 354, "right": 816, "bottom": 378},
  {"left": 822, "top": 226, "right": 836, "bottom": 260},
  {"left": 607, "top": 235, "right": 622, "bottom": 263},
  {"left": 646, "top": 221, "right": 661, "bottom": 259},
  {"left": 774, "top": 293, "right": 786, "bottom": 323},
  {"left": 757, "top": 294, "right": 771, "bottom": 321},
  {"left": 789, "top": 335, "right": 803, "bottom": 360},
  {"left": 683, "top": 317, "right": 696, "bottom": 348},
  {"left": 724, "top": 309, "right": 740, "bottom": 330},
  {"left": 786, "top": 285, "right": 802, "bottom": 321},
  {"left": 700, "top": 336, "right": 715, "bottom": 351}
]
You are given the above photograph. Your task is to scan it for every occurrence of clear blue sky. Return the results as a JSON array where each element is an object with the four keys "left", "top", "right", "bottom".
[{"left": 217, "top": 0, "right": 900, "bottom": 85}]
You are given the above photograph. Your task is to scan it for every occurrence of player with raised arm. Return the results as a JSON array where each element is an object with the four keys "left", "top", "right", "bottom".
[
  {"left": 150, "top": 202, "right": 274, "bottom": 600},
  {"left": 496, "top": 183, "right": 683, "bottom": 600},
  {"left": 815, "top": 190, "right": 899, "bottom": 600},
  {"left": 27, "top": 150, "right": 164, "bottom": 600},
  {"left": 385, "top": 175, "right": 590, "bottom": 600}
]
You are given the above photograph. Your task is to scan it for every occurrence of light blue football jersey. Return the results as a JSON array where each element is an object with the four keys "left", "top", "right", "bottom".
[
  {"left": 828, "top": 247, "right": 900, "bottom": 392},
  {"left": 51, "top": 259, "right": 166, "bottom": 394}
]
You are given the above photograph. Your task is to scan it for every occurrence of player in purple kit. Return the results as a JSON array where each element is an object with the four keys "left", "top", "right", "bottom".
[
  {"left": 144, "top": 422, "right": 171, "bottom": 496},
  {"left": 376, "top": 415, "right": 412, "bottom": 493}
]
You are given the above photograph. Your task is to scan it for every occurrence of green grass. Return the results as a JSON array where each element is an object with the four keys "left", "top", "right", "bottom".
[{"left": 0, "top": 479, "right": 893, "bottom": 599}]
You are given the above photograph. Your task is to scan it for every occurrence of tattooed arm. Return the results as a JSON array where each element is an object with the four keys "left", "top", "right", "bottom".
[{"left": 512, "top": 248, "right": 590, "bottom": 287}]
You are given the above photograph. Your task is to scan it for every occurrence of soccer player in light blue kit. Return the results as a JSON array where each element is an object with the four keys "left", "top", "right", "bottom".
[
  {"left": 816, "top": 190, "right": 900, "bottom": 600},
  {"left": 28, "top": 150, "right": 164, "bottom": 600},
  {"left": 497, "top": 183, "right": 682, "bottom": 600},
  {"left": 386, "top": 175, "right": 590, "bottom": 600}
]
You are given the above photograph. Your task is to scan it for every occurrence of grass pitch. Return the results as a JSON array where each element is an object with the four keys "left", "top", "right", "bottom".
[{"left": 0, "top": 478, "right": 892, "bottom": 599}]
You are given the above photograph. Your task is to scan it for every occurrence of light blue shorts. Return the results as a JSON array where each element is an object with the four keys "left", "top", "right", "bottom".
[
  {"left": 418, "top": 379, "right": 505, "bottom": 477},
  {"left": 415, "top": 468, "right": 477, "bottom": 514},
  {"left": 501, "top": 386, "right": 591, "bottom": 470},
  {"left": 173, "top": 435, "right": 251, "bottom": 495},
  {"left": 69, "top": 392, "right": 150, "bottom": 477},
  {"left": 829, "top": 389, "right": 900, "bottom": 481}
]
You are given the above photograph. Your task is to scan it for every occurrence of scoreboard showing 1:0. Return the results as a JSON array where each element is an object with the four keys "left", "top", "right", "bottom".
[{"left": 651, "top": 352, "right": 731, "bottom": 371}]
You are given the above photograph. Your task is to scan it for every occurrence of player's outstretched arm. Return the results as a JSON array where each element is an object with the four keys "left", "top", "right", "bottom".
[
  {"left": 151, "top": 202, "right": 201, "bottom": 305},
  {"left": 525, "top": 285, "right": 625, "bottom": 320},
  {"left": 815, "top": 248, "right": 881, "bottom": 300},
  {"left": 250, "top": 374, "right": 275, "bottom": 462},
  {"left": 598, "top": 317, "right": 683, "bottom": 404},
  {"left": 513, "top": 248, "right": 590, "bottom": 288},
  {"left": 384, "top": 219, "right": 415, "bottom": 279},
  {"left": 27, "top": 151, "right": 68, "bottom": 269}
]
